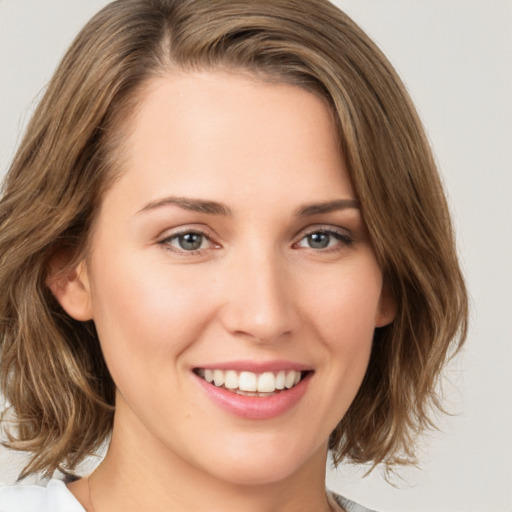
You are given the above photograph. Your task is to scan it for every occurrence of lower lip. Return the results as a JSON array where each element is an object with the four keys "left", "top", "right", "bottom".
[{"left": 194, "top": 373, "right": 311, "bottom": 420}]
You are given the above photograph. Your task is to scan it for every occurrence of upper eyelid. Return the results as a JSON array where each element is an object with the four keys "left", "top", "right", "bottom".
[
  {"left": 294, "top": 224, "right": 352, "bottom": 240},
  {"left": 158, "top": 224, "right": 218, "bottom": 241}
]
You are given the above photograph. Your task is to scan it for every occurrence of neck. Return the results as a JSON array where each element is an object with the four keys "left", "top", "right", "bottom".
[{"left": 84, "top": 405, "right": 333, "bottom": 512}]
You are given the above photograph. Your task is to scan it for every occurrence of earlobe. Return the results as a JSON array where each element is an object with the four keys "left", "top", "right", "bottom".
[
  {"left": 375, "top": 285, "right": 396, "bottom": 328},
  {"left": 46, "top": 254, "right": 93, "bottom": 321}
]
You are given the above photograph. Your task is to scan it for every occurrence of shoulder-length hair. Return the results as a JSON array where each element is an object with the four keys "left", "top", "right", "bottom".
[{"left": 0, "top": 0, "right": 468, "bottom": 479}]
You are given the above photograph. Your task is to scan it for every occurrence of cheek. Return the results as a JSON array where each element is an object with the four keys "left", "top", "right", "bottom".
[
  {"left": 303, "top": 261, "right": 382, "bottom": 385},
  {"left": 305, "top": 260, "right": 383, "bottom": 337},
  {"left": 88, "top": 253, "right": 215, "bottom": 385}
]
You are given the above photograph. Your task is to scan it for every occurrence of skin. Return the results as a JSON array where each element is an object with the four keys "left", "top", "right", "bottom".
[{"left": 54, "top": 71, "right": 395, "bottom": 512}]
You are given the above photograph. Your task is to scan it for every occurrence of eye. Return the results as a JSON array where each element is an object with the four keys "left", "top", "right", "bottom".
[
  {"left": 295, "top": 229, "right": 353, "bottom": 251},
  {"left": 160, "top": 230, "right": 215, "bottom": 253}
]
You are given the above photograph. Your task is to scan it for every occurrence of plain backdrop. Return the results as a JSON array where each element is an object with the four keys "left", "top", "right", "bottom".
[{"left": 1, "top": 1, "right": 511, "bottom": 511}]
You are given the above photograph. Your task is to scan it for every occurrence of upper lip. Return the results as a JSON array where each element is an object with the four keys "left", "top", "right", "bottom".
[{"left": 193, "top": 360, "right": 312, "bottom": 373}]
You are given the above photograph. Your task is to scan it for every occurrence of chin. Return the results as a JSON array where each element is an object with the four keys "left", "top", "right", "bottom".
[
  {"left": 193, "top": 435, "right": 324, "bottom": 487},
  {"left": 206, "top": 459, "right": 301, "bottom": 487}
]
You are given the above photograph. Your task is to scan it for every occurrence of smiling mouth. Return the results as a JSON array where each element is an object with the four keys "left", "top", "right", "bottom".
[{"left": 194, "top": 368, "right": 309, "bottom": 396}]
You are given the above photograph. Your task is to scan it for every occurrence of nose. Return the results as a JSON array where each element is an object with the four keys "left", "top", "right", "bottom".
[{"left": 218, "top": 246, "right": 298, "bottom": 345}]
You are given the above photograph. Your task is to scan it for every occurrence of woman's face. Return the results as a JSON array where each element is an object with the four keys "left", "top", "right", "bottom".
[{"left": 69, "top": 71, "right": 393, "bottom": 485}]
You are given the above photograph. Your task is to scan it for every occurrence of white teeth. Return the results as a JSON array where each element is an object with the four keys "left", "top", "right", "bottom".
[
  {"left": 275, "top": 371, "right": 285, "bottom": 390},
  {"left": 204, "top": 369, "right": 214, "bottom": 383},
  {"left": 198, "top": 368, "right": 304, "bottom": 393},
  {"left": 285, "top": 371, "right": 296, "bottom": 389},
  {"left": 213, "top": 369, "right": 224, "bottom": 387},
  {"left": 257, "top": 372, "right": 276, "bottom": 393},
  {"left": 224, "top": 370, "right": 238, "bottom": 389},
  {"left": 239, "top": 371, "right": 257, "bottom": 392}
]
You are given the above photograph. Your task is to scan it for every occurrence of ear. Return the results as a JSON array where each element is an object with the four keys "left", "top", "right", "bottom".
[
  {"left": 375, "top": 283, "right": 396, "bottom": 328},
  {"left": 46, "top": 251, "right": 93, "bottom": 321}
]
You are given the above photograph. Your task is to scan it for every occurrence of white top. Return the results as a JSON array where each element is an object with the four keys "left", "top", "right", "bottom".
[
  {"left": 0, "top": 480, "right": 85, "bottom": 512},
  {"left": 0, "top": 479, "right": 376, "bottom": 512}
]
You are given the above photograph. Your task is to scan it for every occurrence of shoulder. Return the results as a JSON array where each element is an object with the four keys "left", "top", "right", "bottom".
[
  {"left": 0, "top": 479, "right": 85, "bottom": 512},
  {"left": 330, "top": 491, "right": 380, "bottom": 512}
]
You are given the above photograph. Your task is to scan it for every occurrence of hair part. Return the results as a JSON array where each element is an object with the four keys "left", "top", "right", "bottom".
[{"left": 0, "top": 0, "right": 467, "bottom": 479}]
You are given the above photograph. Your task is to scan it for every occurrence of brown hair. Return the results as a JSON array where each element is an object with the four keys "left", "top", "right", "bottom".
[{"left": 0, "top": 0, "right": 467, "bottom": 479}]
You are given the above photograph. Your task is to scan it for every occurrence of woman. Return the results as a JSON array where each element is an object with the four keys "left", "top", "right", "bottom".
[{"left": 0, "top": 1, "right": 468, "bottom": 511}]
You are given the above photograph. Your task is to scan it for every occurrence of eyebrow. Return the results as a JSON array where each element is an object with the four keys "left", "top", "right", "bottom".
[
  {"left": 137, "top": 196, "right": 359, "bottom": 217},
  {"left": 137, "top": 196, "right": 232, "bottom": 216},
  {"left": 294, "top": 198, "right": 360, "bottom": 217}
]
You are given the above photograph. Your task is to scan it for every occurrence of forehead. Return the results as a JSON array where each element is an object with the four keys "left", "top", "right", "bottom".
[{"left": 105, "top": 70, "right": 354, "bottom": 212}]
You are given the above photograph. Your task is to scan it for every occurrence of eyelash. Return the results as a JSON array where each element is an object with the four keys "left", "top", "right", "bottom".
[{"left": 158, "top": 226, "right": 353, "bottom": 256}]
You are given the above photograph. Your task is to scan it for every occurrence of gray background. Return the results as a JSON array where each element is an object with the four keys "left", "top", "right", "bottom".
[{"left": 1, "top": 1, "right": 511, "bottom": 511}]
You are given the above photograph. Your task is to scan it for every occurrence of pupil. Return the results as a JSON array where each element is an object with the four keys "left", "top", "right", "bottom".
[
  {"left": 308, "top": 232, "right": 329, "bottom": 249},
  {"left": 179, "top": 233, "right": 202, "bottom": 250}
]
